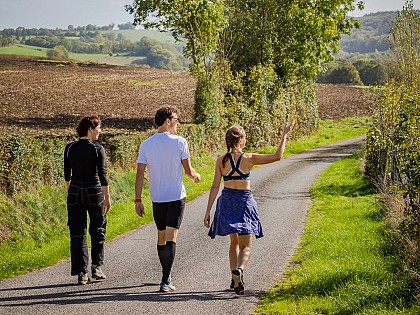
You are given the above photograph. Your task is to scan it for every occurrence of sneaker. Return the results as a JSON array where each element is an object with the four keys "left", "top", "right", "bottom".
[
  {"left": 229, "top": 279, "right": 235, "bottom": 290},
  {"left": 231, "top": 269, "right": 245, "bottom": 295},
  {"left": 159, "top": 282, "right": 176, "bottom": 292},
  {"left": 77, "top": 272, "right": 89, "bottom": 285},
  {"left": 91, "top": 265, "right": 107, "bottom": 280}
]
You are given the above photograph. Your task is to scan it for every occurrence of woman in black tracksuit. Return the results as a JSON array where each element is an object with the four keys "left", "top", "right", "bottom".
[{"left": 64, "top": 115, "right": 111, "bottom": 285}]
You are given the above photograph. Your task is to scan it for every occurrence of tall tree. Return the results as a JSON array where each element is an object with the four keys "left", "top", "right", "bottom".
[
  {"left": 126, "top": 0, "right": 226, "bottom": 71},
  {"left": 126, "top": 0, "right": 363, "bottom": 131}
]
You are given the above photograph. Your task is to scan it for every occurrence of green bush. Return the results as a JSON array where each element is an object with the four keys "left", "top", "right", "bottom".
[
  {"left": 46, "top": 45, "right": 69, "bottom": 59},
  {"left": 223, "top": 64, "right": 318, "bottom": 148},
  {"left": 0, "top": 123, "right": 224, "bottom": 197}
]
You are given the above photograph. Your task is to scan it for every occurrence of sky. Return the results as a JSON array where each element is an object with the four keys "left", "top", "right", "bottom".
[{"left": 0, "top": 0, "right": 419, "bottom": 30}]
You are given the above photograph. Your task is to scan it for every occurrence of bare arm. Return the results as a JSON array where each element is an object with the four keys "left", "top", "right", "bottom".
[
  {"left": 181, "top": 158, "right": 201, "bottom": 183},
  {"left": 250, "top": 121, "right": 295, "bottom": 166},
  {"left": 204, "top": 158, "right": 223, "bottom": 228},
  {"left": 134, "top": 163, "right": 146, "bottom": 217}
]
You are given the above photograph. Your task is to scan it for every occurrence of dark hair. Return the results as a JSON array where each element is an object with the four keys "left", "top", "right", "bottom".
[
  {"left": 222, "top": 124, "right": 246, "bottom": 166},
  {"left": 154, "top": 106, "right": 179, "bottom": 126},
  {"left": 76, "top": 115, "right": 101, "bottom": 137}
]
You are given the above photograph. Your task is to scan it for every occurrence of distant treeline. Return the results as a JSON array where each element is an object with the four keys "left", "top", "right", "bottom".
[
  {"left": 317, "top": 57, "right": 401, "bottom": 86},
  {"left": 1, "top": 22, "right": 135, "bottom": 36},
  {"left": 0, "top": 12, "right": 412, "bottom": 81},
  {"left": 339, "top": 11, "right": 420, "bottom": 55},
  {"left": 0, "top": 24, "right": 188, "bottom": 70}
]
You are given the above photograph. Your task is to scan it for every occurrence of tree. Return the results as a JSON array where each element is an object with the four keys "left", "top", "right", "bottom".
[
  {"left": 117, "top": 22, "right": 136, "bottom": 30},
  {"left": 353, "top": 59, "right": 388, "bottom": 85},
  {"left": 116, "top": 33, "right": 126, "bottom": 42},
  {"left": 46, "top": 45, "right": 69, "bottom": 59},
  {"left": 390, "top": 0, "right": 420, "bottom": 88},
  {"left": 126, "top": 0, "right": 226, "bottom": 69},
  {"left": 126, "top": 0, "right": 363, "bottom": 131}
]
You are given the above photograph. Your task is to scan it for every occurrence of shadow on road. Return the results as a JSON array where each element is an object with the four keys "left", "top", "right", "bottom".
[{"left": 0, "top": 283, "right": 266, "bottom": 307}]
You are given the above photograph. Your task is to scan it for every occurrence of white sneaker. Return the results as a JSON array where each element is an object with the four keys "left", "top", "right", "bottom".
[
  {"left": 91, "top": 265, "right": 107, "bottom": 280},
  {"left": 159, "top": 282, "right": 176, "bottom": 292},
  {"left": 77, "top": 272, "right": 89, "bottom": 285}
]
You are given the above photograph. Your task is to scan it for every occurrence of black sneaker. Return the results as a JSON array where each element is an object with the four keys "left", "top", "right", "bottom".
[
  {"left": 231, "top": 269, "right": 245, "bottom": 295},
  {"left": 229, "top": 279, "right": 235, "bottom": 290}
]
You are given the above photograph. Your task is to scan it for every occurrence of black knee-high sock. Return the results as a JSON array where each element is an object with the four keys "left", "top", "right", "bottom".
[
  {"left": 162, "top": 241, "right": 176, "bottom": 283},
  {"left": 157, "top": 244, "right": 165, "bottom": 269}
]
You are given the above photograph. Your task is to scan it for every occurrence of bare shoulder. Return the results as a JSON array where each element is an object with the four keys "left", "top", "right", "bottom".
[{"left": 215, "top": 155, "right": 224, "bottom": 165}]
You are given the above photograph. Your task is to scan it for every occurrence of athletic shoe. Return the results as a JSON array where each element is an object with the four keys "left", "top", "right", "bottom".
[
  {"left": 229, "top": 279, "right": 235, "bottom": 290},
  {"left": 77, "top": 272, "right": 89, "bottom": 285},
  {"left": 91, "top": 265, "right": 107, "bottom": 280},
  {"left": 159, "top": 282, "right": 176, "bottom": 292},
  {"left": 231, "top": 269, "right": 245, "bottom": 295}
]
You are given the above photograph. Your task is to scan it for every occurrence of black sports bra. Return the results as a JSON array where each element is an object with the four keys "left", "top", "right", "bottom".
[{"left": 222, "top": 153, "right": 251, "bottom": 181}]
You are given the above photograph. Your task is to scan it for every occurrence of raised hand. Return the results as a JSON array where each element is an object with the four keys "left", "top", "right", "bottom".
[{"left": 283, "top": 120, "right": 295, "bottom": 135}]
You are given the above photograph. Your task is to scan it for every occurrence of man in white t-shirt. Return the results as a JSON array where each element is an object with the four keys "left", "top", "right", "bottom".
[{"left": 135, "top": 106, "right": 200, "bottom": 292}]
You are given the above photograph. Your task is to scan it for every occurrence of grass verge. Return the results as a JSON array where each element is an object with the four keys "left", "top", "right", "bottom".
[
  {"left": 254, "top": 153, "right": 419, "bottom": 315},
  {"left": 0, "top": 117, "right": 369, "bottom": 280}
]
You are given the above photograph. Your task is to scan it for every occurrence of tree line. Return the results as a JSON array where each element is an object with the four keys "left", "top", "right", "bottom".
[
  {"left": 0, "top": 26, "right": 188, "bottom": 70},
  {"left": 317, "top": 57, "right": 401, "bottom": 86}
]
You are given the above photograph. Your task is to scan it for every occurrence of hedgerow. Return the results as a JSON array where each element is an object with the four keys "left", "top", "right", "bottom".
[{"left": 365, "top": 2, "right": 420, "bottom": 282}]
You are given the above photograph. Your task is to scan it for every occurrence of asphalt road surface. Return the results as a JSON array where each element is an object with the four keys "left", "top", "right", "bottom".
[{"left": 0, "top": 136, "right": 365, "bottom": 315}]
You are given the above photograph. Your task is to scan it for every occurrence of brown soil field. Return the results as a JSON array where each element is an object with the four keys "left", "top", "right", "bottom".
[{"left": 0, "top": 55, "right": 371, "bottom": 136}]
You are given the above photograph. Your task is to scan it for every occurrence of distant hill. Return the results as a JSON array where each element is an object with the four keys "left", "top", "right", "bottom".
[{"left": 340, "top": 11, "right": 398, "bottom": 54}]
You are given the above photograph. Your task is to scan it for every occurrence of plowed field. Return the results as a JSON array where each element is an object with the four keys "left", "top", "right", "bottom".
[{"left": 0, "top": 55, "right": 370, "bottom": 136}]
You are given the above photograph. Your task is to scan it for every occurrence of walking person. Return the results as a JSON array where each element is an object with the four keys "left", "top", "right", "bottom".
[
  {"left": 135, "top": 106, "right": 201, "bottom": 292},
  {"left": 203, "top": 121, "right": 295, "bottom": 295},
  {"left": 64, "top": 115, "right": 111, "bottom": 285}
]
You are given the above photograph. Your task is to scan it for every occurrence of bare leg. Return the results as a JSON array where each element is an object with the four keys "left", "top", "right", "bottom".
[
  {"left": 237, "top": 234, "right": 252, "bottom": 270},
  {"left": 157, "top": 226, "right": 179, "bottom": 245},
  {"left": 229, "top": 234, "right": 239, "bottom": 272}
]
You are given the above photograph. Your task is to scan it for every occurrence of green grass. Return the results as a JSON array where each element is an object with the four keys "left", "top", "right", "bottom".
[
  {"left": 260, "top": 117, "right": 370, "bottom": 155},
  {"left": 254, "top": 153, "right": 418, "bottom": 315},
  {"left": 0, "top": 118, "right": 369, "bottom": 280},
  {"left": 0, "top": 44, "right": 47, "bottom": 57}
]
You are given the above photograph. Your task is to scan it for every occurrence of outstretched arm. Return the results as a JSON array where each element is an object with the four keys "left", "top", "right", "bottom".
[{"left": 250, "top": 120, "right": 295, "bottom": 165}]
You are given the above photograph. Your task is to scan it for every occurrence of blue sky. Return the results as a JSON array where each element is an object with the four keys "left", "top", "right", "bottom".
[{"left": 0, "top": 0, "right": 418, "bottom": 29}]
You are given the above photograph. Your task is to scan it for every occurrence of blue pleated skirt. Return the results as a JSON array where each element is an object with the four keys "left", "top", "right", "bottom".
[{"left": 208, "top": 187, "right": 264, "bottom": 239}]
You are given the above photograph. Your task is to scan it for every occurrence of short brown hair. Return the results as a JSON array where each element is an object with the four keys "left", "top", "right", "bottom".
[
  {"left": 154, "top": 106, "right": 179, "bottom": 126},
  {"left": 76, "top": 115, "right": 101, "bottom": 137}
]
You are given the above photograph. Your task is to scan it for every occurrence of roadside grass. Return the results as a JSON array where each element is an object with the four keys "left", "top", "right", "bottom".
[
  {"left": 0, "top": 117, "right": 369, "bottom": 280},
  {"left": 254, "top": 153, "right": 418, "bottom": 315},
  {"left": 260, "top": 117, "right": 370, "bottom": 155}
]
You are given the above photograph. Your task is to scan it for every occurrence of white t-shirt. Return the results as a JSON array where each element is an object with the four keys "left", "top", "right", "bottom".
[{"left": 137, "top": 132, "right": 191, "bottom": 202}]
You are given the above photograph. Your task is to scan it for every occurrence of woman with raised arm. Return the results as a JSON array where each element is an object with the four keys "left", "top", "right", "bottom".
[{"left": 204, "top": 121, "right": 295, "bottom": 295}]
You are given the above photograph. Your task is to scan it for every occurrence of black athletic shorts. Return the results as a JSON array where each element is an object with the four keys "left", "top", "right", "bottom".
[{"left": 152, "top": 198, "right": 186, "bottom": 231}]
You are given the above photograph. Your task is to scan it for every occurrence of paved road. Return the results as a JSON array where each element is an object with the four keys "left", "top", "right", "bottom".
[{"left": 0, "top": 136, "right": 365, "bottom": 315}]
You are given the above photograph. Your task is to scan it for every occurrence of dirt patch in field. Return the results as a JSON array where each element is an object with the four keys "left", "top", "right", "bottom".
[
  {"left": 0, "top": 55, "right": 196, "bottom": 136},
  {"left": 315, "top": 84, "right": 372, "bottom": 120},
  {"left": 0, "top": 55, "right": 371, "bottom": 136}
]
